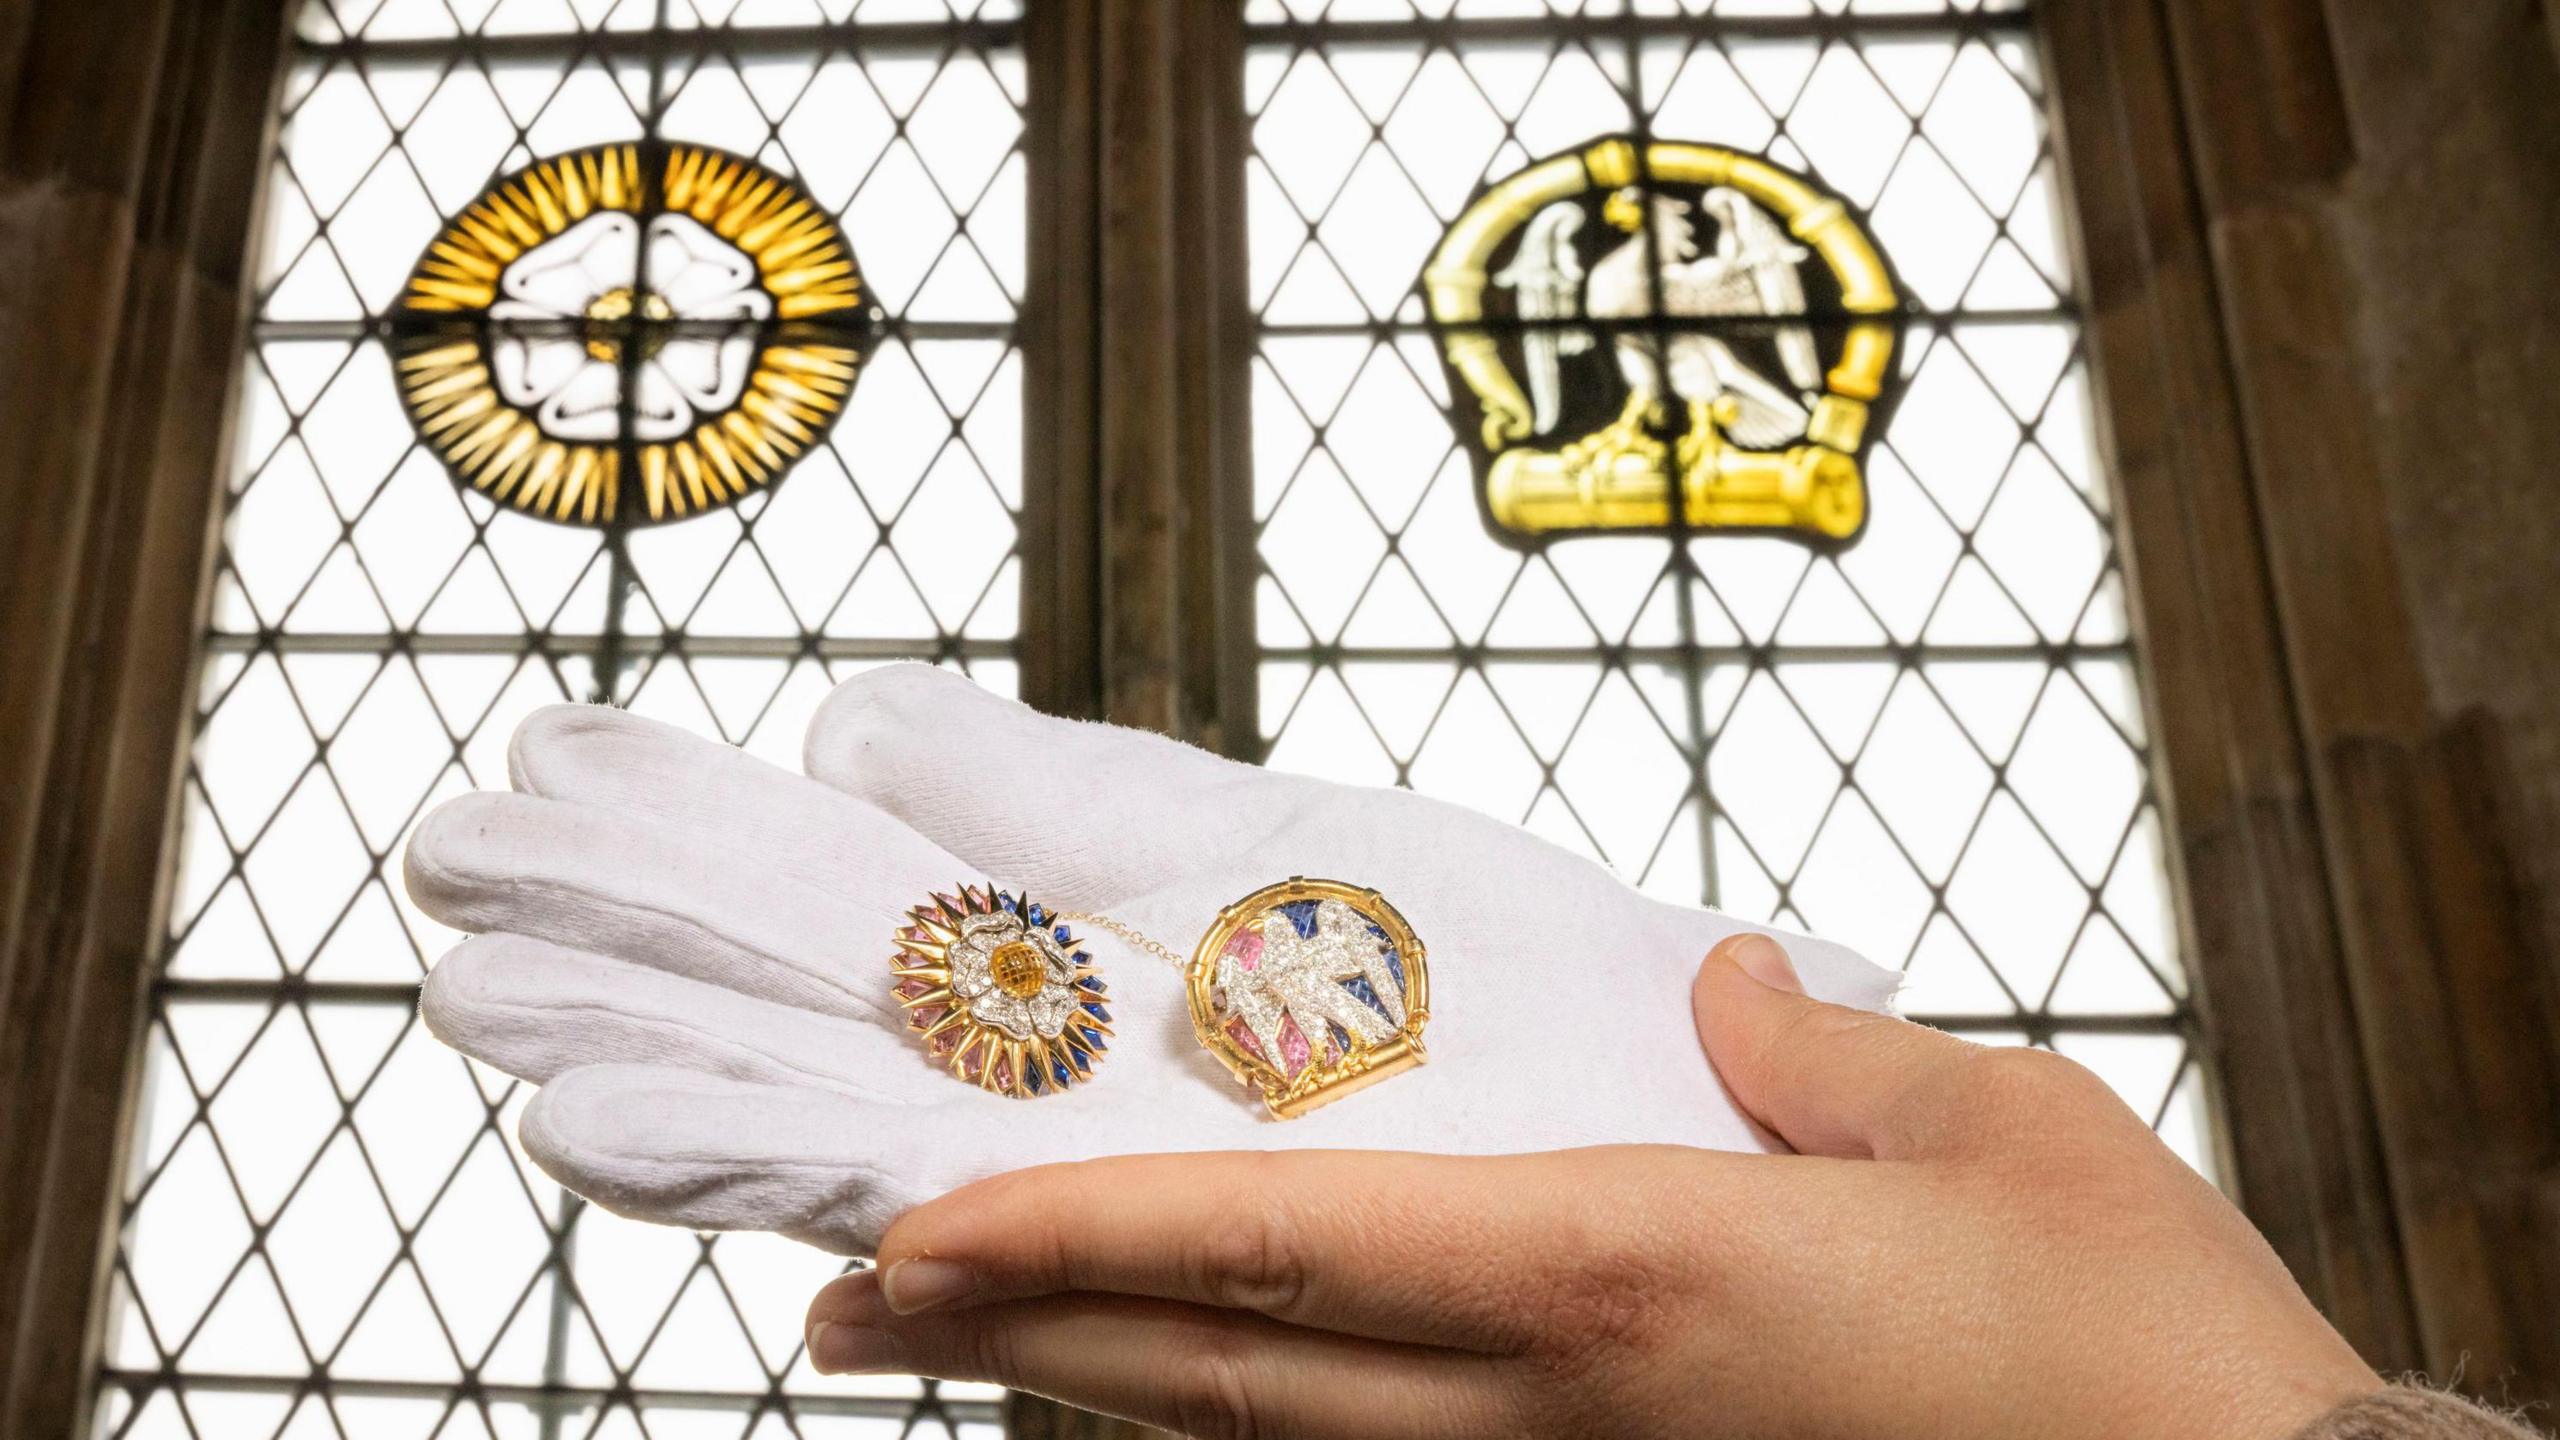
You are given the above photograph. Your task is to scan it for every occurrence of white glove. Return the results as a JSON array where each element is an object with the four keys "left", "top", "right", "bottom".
[{"left": 407, "top": 664, "right": 1895, "bottom": 1256}]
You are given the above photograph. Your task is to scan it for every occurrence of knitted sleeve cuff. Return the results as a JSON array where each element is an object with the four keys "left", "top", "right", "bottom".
[{"left": 2294, "top": 1388, "right": 2547, "bottom": 1440}]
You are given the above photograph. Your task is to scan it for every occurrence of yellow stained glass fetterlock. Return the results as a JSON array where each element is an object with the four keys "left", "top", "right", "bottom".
[{"left": 1425, "top": 136, "right": 1906, "bottom": 547}]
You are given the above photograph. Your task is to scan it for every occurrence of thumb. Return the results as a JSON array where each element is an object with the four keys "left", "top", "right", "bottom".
[{"left": 1691, "top": 933, "right": 1990, "bottom": 1161}]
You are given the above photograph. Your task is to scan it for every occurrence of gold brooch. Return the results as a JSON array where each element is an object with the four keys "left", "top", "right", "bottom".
[
  {"left": 1185, "top": 878, "right": 1430, "bottom": 1119},
  {"left": 891, "top": 886, "right": 1110, "bottom": 1098}
]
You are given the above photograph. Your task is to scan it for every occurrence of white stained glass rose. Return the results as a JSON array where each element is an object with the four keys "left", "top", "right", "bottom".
[{"left": 487, "top": 211, "right": 773, "bottom": 442}]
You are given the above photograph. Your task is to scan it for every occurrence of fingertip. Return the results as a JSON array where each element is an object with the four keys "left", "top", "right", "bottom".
[
  {"left": 416, "top": 934, "right": 507, "bottom": 1047},
  {"left": 512, "top": 1080, "right": 582, "bottom": 1193},
  {"left": 514, "top": 1064, "right": 683, "bottom": 1213},
  {"left": 507, "top": 703, "right": 605, "bottom": 793},
  {"left": 1690, "top": 931, "right": 1807, "bottom": 1040},
  {"left": 870, "top": 1161, "right": 1033, "bottom": 1270},
  {"left": 1690, "top": 932, "right": 1834, "bottom": 1141},
  {"left": 418, "top": 936, "right": 637, "bottom": 1082},
  {"left": 880, "top": 1257, "right": 977, "bottom": 1315},
  {"left": 506, "top": 702, "right": 682, "bottom": 795},
  {"left": 804, "top": 663, "right": 993, "bottom": 787},
  {"left": 1713, "top": 931, "right": 1805, "bottom": 994},
  {"left": 1765, "top": 928, "right": 1903, "bottom": 1015},
  {"left": 806, "top": 1268, "right": 888, "bottom": 1334},
  {"left": 400, "top": 790, "right": 527, "bottom": 920}
]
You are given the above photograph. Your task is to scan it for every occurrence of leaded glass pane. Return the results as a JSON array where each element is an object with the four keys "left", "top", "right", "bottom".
[
  {"left": 105, "top": 5, "right": 1022, "bottom": 1434},
  {"left": 1245, "top": 5, "right": 2210, "bottom": 1170}
]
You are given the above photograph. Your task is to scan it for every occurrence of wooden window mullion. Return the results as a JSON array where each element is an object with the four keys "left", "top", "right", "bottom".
[
  {"left": 1024, "top": 0, "right": 1254, "bottom": 753},
  {"left": 0, "top": 1, "right": 292, "bottom": 1432}
]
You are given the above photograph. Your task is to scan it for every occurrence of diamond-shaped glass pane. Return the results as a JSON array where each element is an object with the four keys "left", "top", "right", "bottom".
[
  {"left": 1245, "top": 6, "right": 2206, "bottom": 1176},
  {"left": 106, "top": 5, "right": 1021, "bottom": 1434}
]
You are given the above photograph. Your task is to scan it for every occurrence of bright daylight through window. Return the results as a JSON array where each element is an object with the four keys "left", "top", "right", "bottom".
[
  {"left": 102, "top": 2, "right": 1024, "bottom": 1436},
  {"left": 1242, "top": 0, "right": 2205, "bottom": 1168},
  {"left": 96, "top": 2, "right": 2208, "bottom": 1437}
]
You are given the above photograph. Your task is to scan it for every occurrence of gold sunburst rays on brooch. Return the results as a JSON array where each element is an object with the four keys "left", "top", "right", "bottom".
[
  {"left": 892, "top": 885, "right": 1114, "bottom": 1099},
  {"left": 389, "top": 142, "right": 874, "bottom": 527}
]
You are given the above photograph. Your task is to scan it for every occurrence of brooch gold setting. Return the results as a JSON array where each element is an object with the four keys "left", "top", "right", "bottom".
[{"left": 1186, "top": 878, "right": 1430, "bottom": 1119}]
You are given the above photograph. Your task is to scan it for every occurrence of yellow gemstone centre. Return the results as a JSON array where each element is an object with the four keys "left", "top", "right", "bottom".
[
  {"left": 583, "top": 286, "right": 675, "bottom": 363},
  {"left": 990, "top": 940, "right": 1050, "bottom": 999}
]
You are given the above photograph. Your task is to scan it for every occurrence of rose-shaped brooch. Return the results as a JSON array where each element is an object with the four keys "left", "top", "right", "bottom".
[{"left": 890, "top": 886, "right": 1111, "bottom": 1098}]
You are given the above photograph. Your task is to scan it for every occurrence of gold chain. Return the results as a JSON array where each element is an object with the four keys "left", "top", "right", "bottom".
[{"left": 1057, "top": 911, "right": 1187, "bottom": 972}]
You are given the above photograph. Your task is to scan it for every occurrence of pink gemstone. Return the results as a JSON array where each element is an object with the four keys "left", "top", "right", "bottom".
[
  {"left": 907, "top": 1003, "right": 946, "bottom": 1031},
  {"left": 930, "top": 1030, "right": 959, "bottom": 1057},
  {"left": 904, "top": 925, "right": 929, "bottom": 942},
  {"left": 895, "top": 978, "right": 930, "bottom": 1000},
  {"left": 1277, "top": 1017, "right": 1312, "bottom": 1078},
  {"left": 1224, "top": 1017, "right": 1267, "bottom": 1063},
  {"left": 993, "top": 1056, "right": 1015, "bottom": 1091},
  {"left": 1224, "top": 931, "right": 1264, "bottom": 972}
]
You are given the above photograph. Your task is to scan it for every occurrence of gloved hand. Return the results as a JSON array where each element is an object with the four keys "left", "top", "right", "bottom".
[{"left": 406, "top": 664, "right": 1896, "bottom": 1255}]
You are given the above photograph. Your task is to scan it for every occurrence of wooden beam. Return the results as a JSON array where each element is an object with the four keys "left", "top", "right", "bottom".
[
  {"left": 2044, "top": 0, "right": 2560, "bottom": 1402},
  {"left": 1090, "top": 0, "right": 1181, "bottom": 734},
  {"left": 2039, "top": 0, "right": 2422, "bottom": 1370},
  {"left": 1024, "top": 0, "right": 1251, "bottom": 749},
  {"left": 1003, "top": 3, "right": 1245, "bottom": 1431},
  {"left": 2155, "top": 0, "right": 2560, "bottom": 1395},
  {"left": 0, "top": 0, "right": 287, "bottom": 1431},
  {"left": 1171, "top": 0, "right": 1255, "bottom": 762},
  {"left": 1018, "top": 0, "right": 1102, "bottom": 722}
]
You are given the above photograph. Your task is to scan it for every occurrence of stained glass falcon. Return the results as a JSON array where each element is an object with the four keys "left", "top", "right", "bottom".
[{"left": 1426, "top": 137, "right": 1909, "bottom": 546}]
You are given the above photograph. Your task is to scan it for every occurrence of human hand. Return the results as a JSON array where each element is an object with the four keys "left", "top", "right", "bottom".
[
  {"left": 406, "top": 666, "right": 1894, "bottom": 1255},
  {"left": 803, "top": 933, "right": 2382, "bottom": 1440}
]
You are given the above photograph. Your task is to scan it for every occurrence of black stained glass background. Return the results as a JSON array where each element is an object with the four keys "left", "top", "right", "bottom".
[{"left": 101, "top": 3, "right": 1024, "bottom": 1438}]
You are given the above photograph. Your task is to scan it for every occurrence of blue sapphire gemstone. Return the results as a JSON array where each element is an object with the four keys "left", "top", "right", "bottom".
[
  {"left": 1077, "top": 975, "right": 1105, "bottom": 993},
  {"left": 1366, "top": 922, "right": 1388, "bottom": 940},
  {"left": 1342, "top": 974, "right": 1393, "bottom": 1021},
  {"left": 1028, "top": 903, "right": 1048, "bottom": 926},
  {"left": 1081, "top": 1002, "right": 1111, "bottom": 1022},
  {"left": 1382, "top": 945, "right": 1406, "bottom": 993},
  {"left": 1081, "top": 1025, "right": 1105, "bottom": 1049},
  {"left": 1051, "top": 1058, "right": 1073, "bottom": 1087},
  {"left": 1277, "top": 899, "right": 1322, "bottom": 937},
  {"left": 1327, "top": 1020, "right": 1353, "bottom": 1053},
  {"left": 1069, "top": 1046, "right": 1091, "bottom": 1074},
  {"left": 1053, "top": 925, "right": 1072, "bottom": 945},
  {"left": 1023, "top": 1062, "right": 1045, "bottom": 1094},
  {"left": 999, "top": 892, "right": 1018, "bottom": 914}
]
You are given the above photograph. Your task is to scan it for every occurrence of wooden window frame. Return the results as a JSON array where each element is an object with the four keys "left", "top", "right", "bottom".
[{"left": 5, "top": 1, "right": 2552, "bottom": 1435}]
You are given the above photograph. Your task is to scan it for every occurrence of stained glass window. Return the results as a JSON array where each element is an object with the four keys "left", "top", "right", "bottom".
[
  {"left": 1244, "top": 0, "right": 2211, "bottom": 1171},
  {"left": 99, "top": 3, "right": 1023, "bottom": 1436}
]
